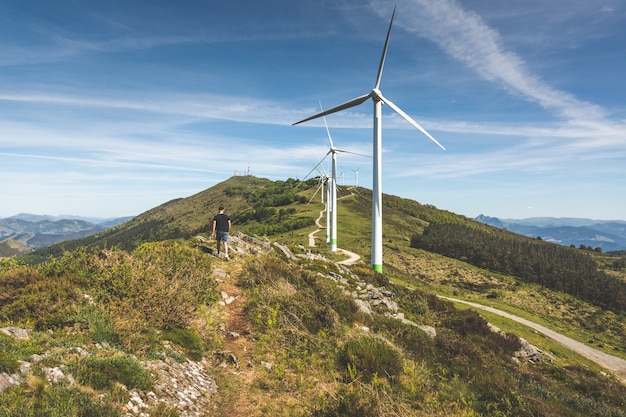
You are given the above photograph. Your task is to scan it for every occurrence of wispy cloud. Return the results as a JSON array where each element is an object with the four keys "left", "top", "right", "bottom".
[{"left": 389, "top": 0, "right": 609, "bottom": 125}]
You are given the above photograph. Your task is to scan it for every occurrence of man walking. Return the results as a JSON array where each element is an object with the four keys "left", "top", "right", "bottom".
[{"left": 211, "top": 206, "right": 231, "bottom": 259}]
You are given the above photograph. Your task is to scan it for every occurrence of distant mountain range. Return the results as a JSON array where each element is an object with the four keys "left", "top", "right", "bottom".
[
  {"left": 0, "top": 213, "right": 133, "bottom": 254},
  {"left": 475, "top": 215, "right": 626, "bottom": 252}
]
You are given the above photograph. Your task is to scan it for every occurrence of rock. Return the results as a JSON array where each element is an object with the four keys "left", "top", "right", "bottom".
[
  {"left": 354, "top": 299, "right": 373, "bottom": 315},
  {"left": 0, "top": 327, "right": 29, "bottom": 340},
  {"left": 515, "top": 338, "right": 554, "bottom": 363},
  {"left": 272, "top": 242, "right": 296, "bottom": 260},
  {"left": 0, "top": 373, "right": 22, "bottom": 394},
  {"left": 220, "top": 291, "right": 237, "bottom": 305},
  {"left": 387, "top": 313, "right": 437, "bottom": 338},
  {"left": 212, "top": 268, "right": 228, "bottom": 278},
  {"left": 417, "top": 325, "right": 437, "bottom": 339},
  {"left": 382, "top": 298, "right": 398, "bottom": 312},
  {"left": 488, "top": 324, "right": 553, "bottom": 363}
]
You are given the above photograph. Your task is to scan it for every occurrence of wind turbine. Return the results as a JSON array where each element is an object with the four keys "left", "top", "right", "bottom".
[
  {"left": 352, "top": 167, "right": 360, "bottom": 187},
  {"left": 293, "top": 7, "right": 445, "bottom": 273},
  {"left": 302, "top": 104, "right": 369, "bottom": 252}
]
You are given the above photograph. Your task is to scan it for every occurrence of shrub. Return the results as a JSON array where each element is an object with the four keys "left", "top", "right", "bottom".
[
  {"left": 0, "top": 257, "right": 27, "bottom": 274},
  {"left": 0, "top": 268, "right": 84, "bottom": 330},
  {"left": 87, "top": 242, "right": 218, "bottom": 352},
  {"left": 0, "top": 383, "right": 120, "bottom": 417},
  {"left": 337, "top": 336, "right": 403, "bottom": 383},
  {"left": 448, "top": 309, "right": 491, "bottom": 337},
  {"left": 370, "top": 316, "right": 436, "bottom": 360},
  {"left": 163, "top": 328, "right": 204, "bottom": 361},
  {"left": 311, "top": 385, "right": 378, "bottom": 417},
  {"left": 0, "top": 351, "right": 19, "bottom": 374},
  {"left": 68, "top": 304, "right": 116, "bottom": 344},
  {"left": 72, "top": 354, "right": 152, "bottom": 391}
]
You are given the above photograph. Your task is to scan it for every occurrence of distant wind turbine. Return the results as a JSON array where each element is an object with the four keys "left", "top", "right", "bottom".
[
  {"left": 293, "top": 6, "right": 445, "bottom": 273},
  {"left": 301, "top": 103, "right": 369, "bottom": 252},
  {"left": 352, "top": 167, "right": 360, "bottom": 187}
]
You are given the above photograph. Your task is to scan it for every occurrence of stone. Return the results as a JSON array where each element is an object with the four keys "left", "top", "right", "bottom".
[
  {"left": 354, "top": 299, "right": 373, "bottom": 315},
  {"left": 0, "top": 327, "right": 29, "bottom": 340}
]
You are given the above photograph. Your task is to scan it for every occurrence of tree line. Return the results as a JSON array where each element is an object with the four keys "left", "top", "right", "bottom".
[{"left": 411, "top": 223, "right": 626, "bottom": 312}]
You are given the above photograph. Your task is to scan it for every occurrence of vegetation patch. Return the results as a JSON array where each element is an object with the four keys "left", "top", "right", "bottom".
[
  {"left": 162, "top": 327, "right": 204, "bottom": 361},
  {"left": 337, "top": 336, "right": 403, "bottom": 383},
  {"left": 71, "top": 354, "right": 152, "bottom": 391}
]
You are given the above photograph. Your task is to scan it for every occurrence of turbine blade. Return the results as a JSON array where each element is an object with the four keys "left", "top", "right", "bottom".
[
  {"left": 293, "top": 93, "right": 371, "bottom": 125},
  {"left": 302, "top": 151, "right": 332, "bottom": 181},
  {"left": 374, "top": 6, "right": 397, "bottom": 90},
  {"left": 335, "top": 149, "right": 372, "bottom": 158},
  {"left": 380, "top": 94, "right": 446, "bottom": 151},
  {"left": 323, "top": 117, "right": 335, "bottom": 149},
  {"left": 307, "top": 182, "right": 323, "bottom": 204}
]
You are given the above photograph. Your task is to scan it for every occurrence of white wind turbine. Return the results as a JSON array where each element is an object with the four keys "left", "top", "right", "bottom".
[
  {"left": 352, "top": 167, "right": 360, "bottom": 187},
  {"left": 302, "top": 105, "right": 368, "bottom": 252},
  {"left": 294, "top": 7, "right": 445, "bottom": 273}
]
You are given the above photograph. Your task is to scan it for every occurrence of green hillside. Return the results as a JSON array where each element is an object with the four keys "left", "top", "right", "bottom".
[{"left": 3, "top": 176, "right": 626, "bottom": 416}]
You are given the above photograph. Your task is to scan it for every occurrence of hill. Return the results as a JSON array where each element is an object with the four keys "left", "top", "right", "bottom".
[
  {"left": 3, "top": 176, "right": 626, "bottom": 416},
  {"left": 0, "top": 239, "right": 32, "bottom": 257},
  {"left": 476, "top": 214, "right": 626, "bottom": 252},
  {"left": 0, "top": 215, "right": 132, "bottom": 250}
]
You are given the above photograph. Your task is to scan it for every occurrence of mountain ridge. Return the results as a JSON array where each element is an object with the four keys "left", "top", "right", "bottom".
[
  {"left": 475, "top": 214, "right": 626, "bottom": 251},
  {"left": 0, "top": 215, "right": 133, "bottom": 252}
]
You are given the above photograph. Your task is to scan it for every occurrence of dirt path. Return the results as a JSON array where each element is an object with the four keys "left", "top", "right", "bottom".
[
  {"left": 336, "top": 248, "right": 360, "bottom": 265},
  {"left": 308, "top": 207, "right": 325, "bottom": 247},
  {"left": 440, "top": 296, "right": 626, "bottom": 384},
  {"left": 308, "top": 205, "right": 360, "bottom": 265}
]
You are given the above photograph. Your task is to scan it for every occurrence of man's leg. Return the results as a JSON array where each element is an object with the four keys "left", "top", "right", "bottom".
[{"left": 222, "top": 232, "right": 229, "bottom": 259}]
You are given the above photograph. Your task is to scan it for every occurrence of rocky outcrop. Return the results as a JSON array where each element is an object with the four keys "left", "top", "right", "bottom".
[
  {"left": 325, "top": 266, "right": 437, "bottom": 338},
  {"left": 0, "top": 333, "right": 218, "bottom": 416},
  {"left": 488, "top": 323, "right": 554, "bottom": 364}
]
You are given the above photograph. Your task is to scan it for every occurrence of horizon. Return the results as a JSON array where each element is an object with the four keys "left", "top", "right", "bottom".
[
  {"left": 2, "top": 176, "right": 625, "bottom": 223},
  {"left": 1, "top": 1, "right": 625, "bottom": 219}
]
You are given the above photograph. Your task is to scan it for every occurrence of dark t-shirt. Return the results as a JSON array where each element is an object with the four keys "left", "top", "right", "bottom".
[{"left": 213, "top": 213, "right": 231, "bottom": 233}]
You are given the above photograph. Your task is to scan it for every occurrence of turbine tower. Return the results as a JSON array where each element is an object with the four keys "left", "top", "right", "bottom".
[
  {"left": 293, "top": 7, "right": 445, "bottom": 273},
  {"left": 302, "top": 106, "right": 368, "bottom": 252},
  {"left": 352, "top": 167, "right": 359, "bottom": 187}
]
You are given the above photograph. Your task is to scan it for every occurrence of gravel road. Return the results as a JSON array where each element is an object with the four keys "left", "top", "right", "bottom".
[{"left": 440, "top": 296, "right": 626, "bottom": 385}]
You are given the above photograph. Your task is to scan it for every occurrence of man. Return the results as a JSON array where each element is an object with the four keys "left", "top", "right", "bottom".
[{"left": 211, "top": 206, "right": 231, "bottom": 259}]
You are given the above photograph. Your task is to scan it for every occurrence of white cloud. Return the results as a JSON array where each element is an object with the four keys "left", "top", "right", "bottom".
[{"left": 389, "top": 0, "right": 608, "bottom": 124}]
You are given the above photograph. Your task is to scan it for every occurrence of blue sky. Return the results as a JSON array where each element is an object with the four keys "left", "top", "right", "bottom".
[{"left": 1, "top": 0, "right": 625, "bottom": 220}]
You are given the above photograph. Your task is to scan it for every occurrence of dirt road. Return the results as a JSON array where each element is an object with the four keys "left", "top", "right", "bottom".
[
  {"left": 308, "top": 207, "right": 360, "bottom": 265},
  {"left": 440, "top": 296, "right": 626, "bottom": 385}
]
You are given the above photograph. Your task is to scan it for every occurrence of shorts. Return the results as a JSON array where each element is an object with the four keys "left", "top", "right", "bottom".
[{"left": 217, "top": 231, "right": 229, "bottom": 242}]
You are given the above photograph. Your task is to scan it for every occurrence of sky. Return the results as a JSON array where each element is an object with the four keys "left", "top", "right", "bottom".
[{"left": 1, "top": 0, "right": 625, "bottom": 221}]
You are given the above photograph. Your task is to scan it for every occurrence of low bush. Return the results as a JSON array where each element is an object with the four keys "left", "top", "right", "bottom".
[
  {"left": 72, "top": 354, "right": 152, "bottom": 391},
  {"left": 0, "top": 351, "right": 19, "bottom": 374},
  {"left": 337, "top": 336, "right": 403, "bottom": 383},
  {"left": 311, "top": 385, "right": 378, "bottom": 417},
  {"left": 0, "top": 383, "right": 120, "bottom": 417},
  {"left": 163, "top": 328, "right": 204, "bottom": 361}
]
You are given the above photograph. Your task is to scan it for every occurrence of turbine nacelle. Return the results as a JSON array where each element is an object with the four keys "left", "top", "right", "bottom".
[{"left": 371, "top": 88, "right": 384, "bottom": 102}]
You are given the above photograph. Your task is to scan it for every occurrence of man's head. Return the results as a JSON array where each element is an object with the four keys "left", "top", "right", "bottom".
[{"left": 218, "top": 206, "right": 224, "bottom": 212}]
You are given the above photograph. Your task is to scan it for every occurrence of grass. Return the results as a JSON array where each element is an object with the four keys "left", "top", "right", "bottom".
[{"left": 5, "top": 177, "right": 626, "bottom": 416}]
